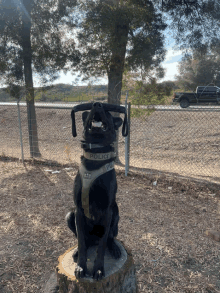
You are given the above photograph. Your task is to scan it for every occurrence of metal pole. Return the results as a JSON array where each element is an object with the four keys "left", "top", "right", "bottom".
[
  {"left": 127, "top": 102, "right": 131, "bottom": 175},
  {"left": 125, "top": 92, "right": 128, "bottom": 175},
  {"left": 17, "top": 97, "right": 24, "bottom": 163},
  {"left": 125, "top": 91, "right": 130, "bottom": 176}
]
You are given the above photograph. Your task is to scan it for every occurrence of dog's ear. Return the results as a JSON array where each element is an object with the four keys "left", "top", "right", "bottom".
[
  {"left": 113, "top": 117, "right": 123, "bottom": 130},
  {"left": 82, "top": 111, "right": 89, "bottom": 122}
]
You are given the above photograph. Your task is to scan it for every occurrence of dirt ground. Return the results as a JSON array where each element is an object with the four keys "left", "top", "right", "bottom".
[{"left": 1, "top": 158, "right": 220, "bottom": 293}]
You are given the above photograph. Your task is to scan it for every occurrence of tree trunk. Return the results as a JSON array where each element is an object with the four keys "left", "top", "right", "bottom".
[
  {"left": 56, "top": 240, "right": 138, "bottom": 293},
  {"left": 107, "top": 23, "right": 128, "bottom": 105},
  {"left": 21, "top": 3, "right": 41, "bottom": 158},
  {"left": 108, "top": 61, "right": 124, "bottom": 164},
  {"left": 108, "top": 68, "right": 123, "bottom": 105},
  {"left": 107, "top": 22, "right": 129, "bottom": 164}
]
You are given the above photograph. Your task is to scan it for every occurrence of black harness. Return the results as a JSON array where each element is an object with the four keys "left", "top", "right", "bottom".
[{"left": 79, "top": 153, "right": 115, "bottom": 219}]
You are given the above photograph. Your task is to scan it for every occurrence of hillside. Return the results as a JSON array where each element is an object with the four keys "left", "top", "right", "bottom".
[
  {"left": 0, "top": 81, "right": 178, "bottom": 104},
  {"left": 0, "top": 84, "right": 108, "bottom": 102}
]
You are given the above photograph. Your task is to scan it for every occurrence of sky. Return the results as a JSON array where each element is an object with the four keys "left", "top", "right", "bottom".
[{"left": 162, "top": 43, "right": 183, "bottom": 81}]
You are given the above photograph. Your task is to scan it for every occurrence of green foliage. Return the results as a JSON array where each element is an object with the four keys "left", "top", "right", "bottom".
[
  {"left": 175, "top": 47, "right": 220, "bottom": 90},
  {"left": 0, "top": 0, "right": 80, "bottom": 88},
  {"left": 128, "top": 78, "right": 172, "bottom": 119},
  {"left": 0, "top": 88, "right": 10, "bottom": 101},
  {"left": 33, "top": 83, "right": 108, "bottom": 102},
  {"left": 131, "top": 79, "right": 171, "bottom": 105},
  {"left": 122, "top": 64, "right": 174, "bottom": 119},
  {"left": 161, "top": 0, "right": 220, "bottom": 51},
  {"left": 130, "top": 108, "right": 155, "bottom": 120},
  {"left": 4, "top": 84, "right": 22, "bottom": 100},
  {"left": 0, "top": 83, "right": 108, "bottom": 102},
  {"left": 67, "top": 1, "right": 167, "bottom": 85}
]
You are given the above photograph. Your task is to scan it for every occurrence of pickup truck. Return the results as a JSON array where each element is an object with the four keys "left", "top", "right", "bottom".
[{"left": 172, "top": 86, "right": 220, "bottom": 108}]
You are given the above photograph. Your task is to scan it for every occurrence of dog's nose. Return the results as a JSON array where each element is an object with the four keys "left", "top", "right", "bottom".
[{"left": 93, "top": 102, "right": 102, "bottom": 108}]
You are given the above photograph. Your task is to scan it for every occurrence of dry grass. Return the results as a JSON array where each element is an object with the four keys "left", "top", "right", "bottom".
[{"left": 1, "top": 159, "right": 220, "bottom": 292}]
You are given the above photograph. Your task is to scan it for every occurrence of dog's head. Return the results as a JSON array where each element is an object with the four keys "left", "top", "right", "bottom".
[
  {"left": 82, "top": 102, "right": 122, "bottom": 145},
  {"left": 71, "top": 102, "right": 128, "bottom": 146}
]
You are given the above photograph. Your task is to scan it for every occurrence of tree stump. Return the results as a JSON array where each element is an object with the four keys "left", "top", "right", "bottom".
[{"left": 56, "top": 240, "right": 138, "bottom": 293}]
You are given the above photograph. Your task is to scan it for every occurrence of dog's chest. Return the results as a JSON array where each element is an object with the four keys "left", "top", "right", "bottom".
[{"left": 79, "top": 162, "right": 114, "bottom": 220}]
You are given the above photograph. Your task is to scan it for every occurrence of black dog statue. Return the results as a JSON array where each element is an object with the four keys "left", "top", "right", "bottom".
[{"left": 66, "top": 102, "right": 128, "bottom": 280}]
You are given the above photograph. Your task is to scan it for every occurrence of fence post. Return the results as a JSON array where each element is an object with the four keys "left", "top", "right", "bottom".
[
  {"left": 17, "top": 97, "right": 24, "bottom": 163},
  {"left": 125, "top": 92, "right": 131, "bottom": 176}
]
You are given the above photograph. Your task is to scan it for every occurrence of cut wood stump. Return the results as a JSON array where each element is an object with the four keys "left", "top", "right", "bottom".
[{"left": 56, "top": 240, "right": 138, "bottom": 293}]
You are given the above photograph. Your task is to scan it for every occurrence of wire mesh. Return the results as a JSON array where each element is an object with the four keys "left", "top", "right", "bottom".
[
  {"left": 1, "top": 103, "right": 220, "bottom": 181},
  {"left": 128, "top": 107, "right": 220, "bottom": 181}
]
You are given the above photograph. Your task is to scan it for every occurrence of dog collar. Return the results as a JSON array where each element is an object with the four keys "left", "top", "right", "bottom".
[
  {"left": 83, "top": 151, "right": 116, "bottom": 161},
  {"left": 81, "top": 141, "right": 114, "bottom": 149}
]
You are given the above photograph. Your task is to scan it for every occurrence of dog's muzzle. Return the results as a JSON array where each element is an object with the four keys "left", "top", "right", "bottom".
[{"left": 85, "top": 102, "right": 110, "bottom": 134}]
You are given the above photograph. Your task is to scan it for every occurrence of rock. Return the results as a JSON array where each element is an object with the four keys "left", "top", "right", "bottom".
[{"left": 205, "top": 230, "right": 220, "bottom": 242}]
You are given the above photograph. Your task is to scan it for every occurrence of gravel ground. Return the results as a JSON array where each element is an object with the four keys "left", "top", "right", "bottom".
[
  {"left": 1, "top": 104, "right": 220, "bottom": 292},
  {"left": 1, "top": 159, "right": 220, "bottom": 292}
]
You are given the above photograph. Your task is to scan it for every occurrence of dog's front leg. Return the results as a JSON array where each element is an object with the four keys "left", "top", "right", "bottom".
[
  {"left": 92, "top": 209, "right": 112, "bottom": 280},
  {"left": 75, "top": 208, "right": 87, "bottom": 278}
]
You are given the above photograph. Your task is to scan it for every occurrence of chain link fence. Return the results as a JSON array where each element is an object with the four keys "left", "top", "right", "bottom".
[
  {"left": 1, "top": 101, "right": 220, "bottom": 182},
  {"left": 129, "top": 107, "right": 220, "bottom": 181}
]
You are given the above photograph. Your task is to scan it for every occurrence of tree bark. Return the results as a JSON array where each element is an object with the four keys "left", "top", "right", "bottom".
[
  {"left": 108, "top": 61, "right": 124, "bottom": 164},
  {"left": 107, "top": 23, "right": 128, "bottom": 105},
  {"left": 108, "top": 68, "right": 123, "bottom": 105},
  {"left": 56, "top": 240, "right": 138, "bottom": 293},
  {"left": 21, "top": 1, "right": 41, "bottom": 158},
  {"left": 107, "top": 22, "right": 129, "bottom": 164}
]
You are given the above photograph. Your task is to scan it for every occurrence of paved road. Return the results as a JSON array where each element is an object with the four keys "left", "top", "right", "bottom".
[
  {"left": 0, "top": 101, "right": 78, "bottom": 109},
  {"left": 1, "top": 101, "right": 220, "bottom": 111}
]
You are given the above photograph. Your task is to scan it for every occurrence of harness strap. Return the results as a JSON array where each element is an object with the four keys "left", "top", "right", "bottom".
[
  {"left": 79, "top": 161, "right": 114, "bottom": 219},
  {"left": 83, "top": 151, "right": 116, "bottom": 161},
  {"left": 81, "top": 141, "right": 114, "bottom": 149}
]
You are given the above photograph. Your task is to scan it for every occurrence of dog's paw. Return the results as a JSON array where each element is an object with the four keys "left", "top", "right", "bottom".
[
  {"left": 92, "top": 263, "right": 105, "bottom": 281},
  {"left": 109, "top": 241, "right": 121, "bottom": 259},
  {"left": 75, "top": 262, "right": 87, "bottom": 278}
]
